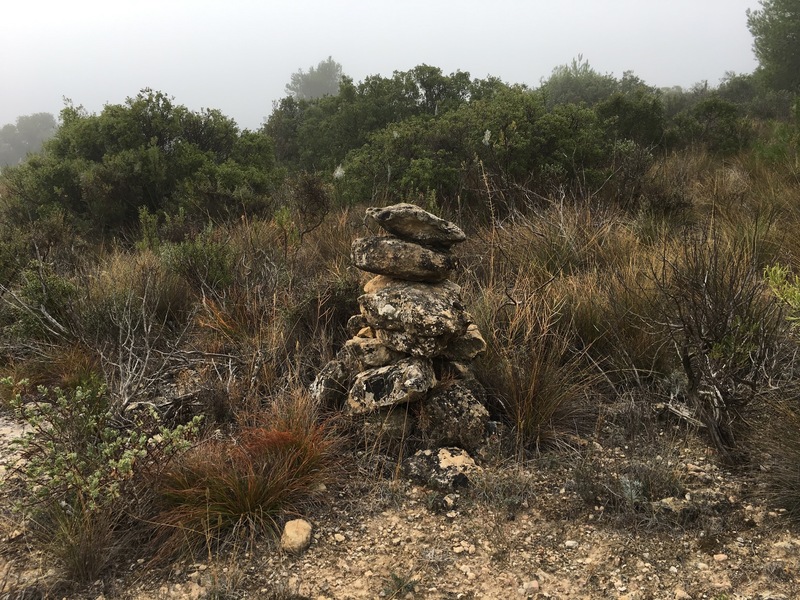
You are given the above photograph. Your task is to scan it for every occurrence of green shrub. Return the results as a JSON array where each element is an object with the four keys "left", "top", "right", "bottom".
[
  {"left": 5, "top": 382, "right": 200, "bottom": 510},
  {"left": 160, "top": 225, "right": 234, "bottom": 292},
  {"left": 2, "top": 381, "right": 200, "bottom": 581},
  {"left": 5, "top": 261, "right": 79, "bottom": 342},
  {"left": 669, "top": 96, "right": 753, "bottom": 156}
]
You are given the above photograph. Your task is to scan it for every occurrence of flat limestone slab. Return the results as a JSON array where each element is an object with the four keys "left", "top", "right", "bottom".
[
  {"left": 352, "top": 236, "right": 456, "bottom": 282},
  {"left": 365, "top": 203, "right": 466, "bottom": 248}
]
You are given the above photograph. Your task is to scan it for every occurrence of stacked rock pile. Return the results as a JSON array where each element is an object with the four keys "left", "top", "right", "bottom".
[{"left": 311, "top": 204, "right": 490, "bottom": 482}]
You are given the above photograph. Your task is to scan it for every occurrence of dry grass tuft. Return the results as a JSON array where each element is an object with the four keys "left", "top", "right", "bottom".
[
  {"left": 474, "top": 288, "right": 599, "bottom": 456},
  {"left": 151, "top": 390, "right": 340, "bottom": 558},
  {"left": 754, "top": 398, "right": 800, "bottom": 524}
]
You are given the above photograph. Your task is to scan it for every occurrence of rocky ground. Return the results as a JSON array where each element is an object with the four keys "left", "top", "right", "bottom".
[{"left": 1, "top": 405, "right": 798, "bottom": 600}]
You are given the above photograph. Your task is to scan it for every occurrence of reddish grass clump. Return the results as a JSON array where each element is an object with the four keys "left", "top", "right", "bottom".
[{"left": 152, "top": 392, "right": 339, "bottom": 557}]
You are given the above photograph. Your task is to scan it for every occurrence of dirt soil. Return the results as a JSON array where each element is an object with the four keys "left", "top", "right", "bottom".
[{"left": 1, "top": 408, "right": 799, "bottom": 600}]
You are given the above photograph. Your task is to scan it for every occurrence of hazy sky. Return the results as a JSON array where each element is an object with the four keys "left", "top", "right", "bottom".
[{"left": 2, "top": 0, "right": 761, "bottom": 131}]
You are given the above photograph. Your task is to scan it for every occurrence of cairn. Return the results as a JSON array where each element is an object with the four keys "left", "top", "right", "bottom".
[{"left": 312, "top": 204, "right": 489, "bottom": 486}]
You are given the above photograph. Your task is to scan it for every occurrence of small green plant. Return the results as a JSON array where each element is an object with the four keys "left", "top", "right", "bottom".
[
  {"left": 382, "top": 571, "right": 419, "bottom": 598},
  {"left": 160, "top": 224, "right": 234, "bottom": 292},
  {"left": 1, "top": 380, "right": 201, "bottom": 582},
  {"left": 766, "top": 263, "right": 800, "bottom": 319},
  {"left": 4, "top": 261, "right": 78, "bottom": 342}
]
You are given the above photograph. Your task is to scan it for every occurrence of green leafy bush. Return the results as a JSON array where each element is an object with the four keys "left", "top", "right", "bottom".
[
  {"left": 160, "top": 225, "right": 234, "bottom": 292},
  {"left": 5, "top": 382, "right": 200, "bottom": 510},
  {"left": 4, "top": 261, "right": 79, "bottom": 342},
  {"left": 2, "top": 381, "right": 201, "bottom": 581},
  {"left": 1, "top": 90, "right": 278, "bottom": 236}
]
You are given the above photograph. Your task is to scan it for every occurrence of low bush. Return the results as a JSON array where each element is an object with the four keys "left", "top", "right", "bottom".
[
  {"left": 1, "top": 381, "right": 201, "bottom": 582},
  {"left": 647, "top": 231, "right": 786, "bottom": 458},
  {"left": 573, "top": 451, "right": 687, "bottom": 525},
  {"left": 160, "top": 225, "right": 234, "bottom": 293}
]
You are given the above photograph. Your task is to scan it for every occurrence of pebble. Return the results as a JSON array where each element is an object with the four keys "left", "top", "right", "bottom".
[
  {"left": 713, "top": 553, "right": 728, "bottom": 562},
  {"left": 334, "top": 533, "right": 346, "bottom": 543},
  {"left": 522, "top": 580, "right": 540, "bottom": 593},
  {"left": 564, "top": 540, "right": 579, "bottom": 549}
]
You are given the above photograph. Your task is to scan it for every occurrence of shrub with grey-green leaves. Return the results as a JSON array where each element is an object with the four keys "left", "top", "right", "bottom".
[{"left": 3, "top": 380, "right": 201, "bottom": 512}]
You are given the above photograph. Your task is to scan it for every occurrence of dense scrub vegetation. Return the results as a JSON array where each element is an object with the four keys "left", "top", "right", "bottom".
[{"left": 1, "top": 49, "right": 800, "bottom": 589}]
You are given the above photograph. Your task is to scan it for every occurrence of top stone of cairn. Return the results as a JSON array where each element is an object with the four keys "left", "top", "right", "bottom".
[{"left": 365, "top": 203, "right": 466, "bottom": 248}]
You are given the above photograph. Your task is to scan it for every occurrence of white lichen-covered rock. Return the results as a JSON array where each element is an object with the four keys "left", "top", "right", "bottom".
[
  {"left": 403, "top": 447, "right": 482, "bottom": 490},
  {"left": 365, "top": 203, "right": 466, "bottom": 248},
  {"left": 359, "top": 279, "right": 469, "bottom": 338},
  {"left": 280, "top": 519, "right": 313, "bottom": 555},
  {"left": 418, "top": 382, "right": 489, "bottom": 452},
  {"left": 442, "top": 323, "right": 487, "bottom": 360},
  {"left": 352, "top": 236, "right": 457, "bottom": 282},
  {"left": 347, "top": 357, "right": 435, "bottom": 414},
  {"left": 309, "top": 359, "right": 351, "bottom": 407},
  {"left": 340, "top": 336, "right": 405, "bottom": 369},
  {"left": 375, "top": 328, "right": 449, "bottom": 358}
]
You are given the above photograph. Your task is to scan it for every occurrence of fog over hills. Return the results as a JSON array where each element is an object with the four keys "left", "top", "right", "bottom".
[{"left": 2, "top": 0, "right": 759, "bottom": 128}]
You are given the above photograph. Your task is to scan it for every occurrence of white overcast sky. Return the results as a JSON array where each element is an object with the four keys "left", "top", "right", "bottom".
[{"left": 1, "top": 0, "right": 761, "bottom": 131}]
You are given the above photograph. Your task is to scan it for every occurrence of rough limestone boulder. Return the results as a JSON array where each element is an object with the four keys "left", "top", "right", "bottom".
[
  {"left": 403, "top": 447, "right": 481, "bottom": 490},
  {"left": 280, "top": 519, "right": 313, "bottom": 555},
  {"left": 442, "top": 323, "right": 487, "bottom": 360},
  {"left": 375, "top": 328, "right": 449, "bottom": 358},
  {"left": 359, "top": 280, "right": 469, "bottom": 338},
  {"left": 347, "top": 357, "right": 436, "bottom": 414},
  {"left": 340, "top": 336, "right": 405, "bottom": 370},
  {"left": 418, "top": 382, "right": 489, "bottom": 452},
  {"left": 365, "top": 203, "right": 467, "bottom": 248},
  {"left": 309, "top": 359, "right": 351, "bottom": 407},
  {"left": 351, "top": 236, "right": 457, "bottom": 282}
]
